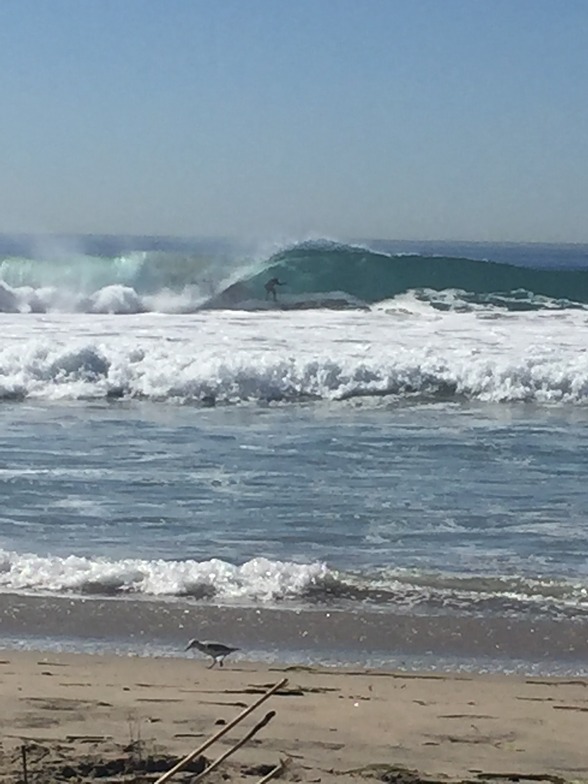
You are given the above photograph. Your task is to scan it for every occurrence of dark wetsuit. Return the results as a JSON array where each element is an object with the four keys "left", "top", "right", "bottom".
[{"left": 264, "top": 277, "right": 285, "bottom": 302}]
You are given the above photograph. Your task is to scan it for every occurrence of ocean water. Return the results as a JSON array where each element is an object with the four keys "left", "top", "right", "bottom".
[{"left": 1, "top": 235, "right": 587, "bottom": 675}]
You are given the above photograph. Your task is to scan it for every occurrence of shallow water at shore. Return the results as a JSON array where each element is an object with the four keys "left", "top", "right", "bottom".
[{"left": 1, "top": 593, "right": 586, "bottom": 677}]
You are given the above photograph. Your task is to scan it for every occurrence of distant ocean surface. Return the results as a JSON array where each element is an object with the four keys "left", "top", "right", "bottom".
[{"left": 1, "top": 234, "right": 587, "bottom": 675}]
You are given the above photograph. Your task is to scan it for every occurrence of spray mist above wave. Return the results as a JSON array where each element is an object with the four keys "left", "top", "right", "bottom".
[
  {"left": 0, "top": 243, "right": 234, "bottom": 314},
  {"left": 2, "top": 238, "right": 588, "bottom": 313}
]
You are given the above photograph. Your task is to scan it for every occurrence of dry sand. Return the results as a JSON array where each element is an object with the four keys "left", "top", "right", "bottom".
[{"left": 0, "top": 650, "right": 587, "bottom": 783}]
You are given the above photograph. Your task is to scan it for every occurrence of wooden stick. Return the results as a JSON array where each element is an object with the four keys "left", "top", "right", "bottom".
[
  {"left": 255, "top": 757, "right": 289, "bottom": 784},
  {"left": 192, "top": 710, "right": 276, "bottom": 782},
  {"left": 153, "top": 677, "right": 288, "bottom": 784},
  {"left": 21, "top": 745, "right": 28, "bottom": 784}
]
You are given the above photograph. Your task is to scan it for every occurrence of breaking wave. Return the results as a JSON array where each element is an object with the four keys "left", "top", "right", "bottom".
[
  {"left": 0, "top": 549, "right": 586, "bottom": 620},
  {"left": 207, "top": 240, "right": 588, "bottom": 311},
  {"left": 1, "top": 239, "right": 588, "bottom": 314}
]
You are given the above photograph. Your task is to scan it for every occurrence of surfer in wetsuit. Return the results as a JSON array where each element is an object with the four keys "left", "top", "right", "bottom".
[{"left": 264, "top": 277, "right": 285, "bottom": 302}]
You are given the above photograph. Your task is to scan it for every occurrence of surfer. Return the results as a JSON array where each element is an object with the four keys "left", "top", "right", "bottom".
[{"left": 264, "top": 277, "right": 286, "bottom": 302}]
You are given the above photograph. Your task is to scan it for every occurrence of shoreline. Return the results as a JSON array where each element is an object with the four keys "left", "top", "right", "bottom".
[
  {"left": 1, "top": 592, "right": 587, "bottom": 677},
  {"left": 1, "top": 649, "right": 587, "bottom": 783}
]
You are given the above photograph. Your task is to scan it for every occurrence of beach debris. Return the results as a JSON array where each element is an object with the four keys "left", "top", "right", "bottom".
[
  {"left": 254, "top": 756, "right": 291, "bottom": 783},
  {"left": 20, "top": 744, "right": 28, "bottom": 784},
  {"left": 185, "top": 638, "right": 240, "bottom": 668},
  {"left": 190, "top": 710, "right": 276, "bottom": 782},
  {"left": 476, "top": 775, "right": 567, "bottom": 784},
  {"left": 153, "top": 676, "right": 288, "bottom": 784},
  {"left": 43, "top": 752, "right": 207, "bottom": 779},
  {"left": 243, "top": 685, "right": 304, "bottom": 696},
  {"left": 244, "top": 762, "right": 278, "bottom": 777},
  {"left": 244, "top": 757, "right": 292, "bottom": 783},
  {"left": 179, "top": 683, "right": 331, "bottom": 696},
  {"left": 336, "top": 762, "right": 425, "bottom": 782},
  {"left": 552, "top": 704, "right": 588, "bottom": 711}
]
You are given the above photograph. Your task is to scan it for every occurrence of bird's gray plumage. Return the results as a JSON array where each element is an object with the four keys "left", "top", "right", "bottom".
[{"left": 185, "top": 638, "right": 239, "bottom": 668}]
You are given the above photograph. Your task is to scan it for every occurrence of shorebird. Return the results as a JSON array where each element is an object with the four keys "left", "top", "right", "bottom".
[{"left": 185, "top": 639, "right": 239, "bottom": 669}]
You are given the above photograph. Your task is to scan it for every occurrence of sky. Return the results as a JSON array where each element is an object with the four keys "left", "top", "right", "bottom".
[{"left": 0, "top": 0, "right": 587, "bottom": 243}]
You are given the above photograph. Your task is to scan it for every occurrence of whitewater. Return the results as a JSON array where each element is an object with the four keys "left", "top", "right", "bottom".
[
  {"left": 1, "top": 236, "right": 588, "bottom": 674},
  {"left": 2, "top": 305, "right": 588, "bottom": 405}
]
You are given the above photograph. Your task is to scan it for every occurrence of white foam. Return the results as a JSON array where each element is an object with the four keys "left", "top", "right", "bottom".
[
  {"left": 1, "top": 309, "right": 588, "bottom": 404},
  {"left": 0, "top": 548, "right": 585, "bottom": 619},
  {"left": 0, "top": 549, "right": 330, "bottom": 600},
  {"left": 87, "top": 285, "right": 145, "bottom": 314}
]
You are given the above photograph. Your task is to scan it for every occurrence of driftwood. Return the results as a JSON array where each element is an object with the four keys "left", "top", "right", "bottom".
[
  {"left": 192, "top": 710, "right": 276, "bottom": 782},
  {"left": 21, "top": 745, "right": 29, "bottom": 784},
  {"left": 153, "top": 677, "right": 288, "bottom": 784}
]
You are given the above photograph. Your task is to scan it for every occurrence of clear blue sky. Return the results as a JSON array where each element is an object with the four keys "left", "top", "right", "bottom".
[{"left": 1, "top": 0, "right": 587, "bottom": 242}]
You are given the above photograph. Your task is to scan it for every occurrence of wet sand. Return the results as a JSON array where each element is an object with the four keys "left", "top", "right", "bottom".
[
  {"left": 1, "top": 593, "right": 587, "bottom": 673},
  {"left": 1, "top": 650, "right": 588, "bottom": 783}
]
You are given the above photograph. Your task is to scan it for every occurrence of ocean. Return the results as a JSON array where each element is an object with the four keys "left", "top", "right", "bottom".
[{"left": 1, "top": 235, "right": 587, "bottom": 675}]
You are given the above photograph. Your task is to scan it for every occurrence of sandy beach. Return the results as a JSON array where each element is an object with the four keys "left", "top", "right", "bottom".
[{"left": 1, "top": 651, "right": 587, "bottom": 783}]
